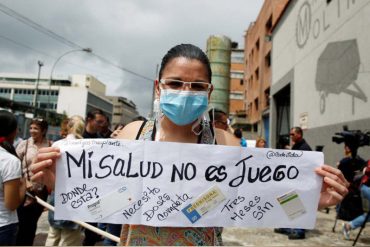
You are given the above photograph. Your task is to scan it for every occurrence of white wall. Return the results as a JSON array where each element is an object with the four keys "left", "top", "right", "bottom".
[
  {"left": 272, "top": 0, "right": 370, "bottom": 129},
  {"left": 71, "top": 74, "right": 106, "bottom": 96},
  {"left": 57, "top": 87, "right": 87, "bottom": 117}
]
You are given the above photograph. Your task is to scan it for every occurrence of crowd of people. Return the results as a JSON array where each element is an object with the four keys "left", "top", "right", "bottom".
[
  {"left": 0, "top": 108, "right": 119, "bottom": 246},
  {"left": 0, "top": 44, "right": 353, "bottom": 246}
]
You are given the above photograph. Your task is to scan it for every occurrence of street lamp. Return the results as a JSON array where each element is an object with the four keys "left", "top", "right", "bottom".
[
  {"left": 33, "top": 60, "right": 44, "bottom": 115},
  {"left": 47, "top": 48, "right": 92, "bottom": 118}
]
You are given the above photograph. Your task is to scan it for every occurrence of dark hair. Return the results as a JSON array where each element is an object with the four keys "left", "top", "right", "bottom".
[
  {"left": 291, "top": 126, "right": 303, "bottom": 136},
  {"left": 213, "top": 109, "right": 227, "bottom": 122},
  {"left": 86, "top": 109, "right": 105, "bottom": 122},
  {"left": 159, "top": 44, "right": 212, "bottom": 82},
  {"left": 234, "top": 128, "right": 243, "bottom": 139},
  {"left": 0, "top": 110, "right": 18, "bottom": 157},
  {"left": 30, "top": 118, "right": 48, "bottom": 137}
]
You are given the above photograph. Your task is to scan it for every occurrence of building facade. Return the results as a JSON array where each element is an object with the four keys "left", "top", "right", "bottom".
[
  {"left": 244, "top": 0, "right": 290, "bottom": 144},
  {"left": 229, "top": 46, "right": 252, "bottom": 134},
  {"left": 0, "top": 73, "right": 113, "bottom": 120},
  {"left": 270, "top": 0, "right": 370, "bottom": 165},
  {"left": 207, "top": 35, "right": 232, "bottom": 114},
  {"left": 106, "top": 96, "right": 139, "bottom": 128},
  {"left": 229, "top": 48, "right": 245, "bottom": 117}
]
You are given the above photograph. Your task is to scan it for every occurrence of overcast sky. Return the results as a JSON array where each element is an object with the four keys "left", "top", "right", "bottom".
[{"left": 0, "top": 0, "right": 263, "bottom": 116}]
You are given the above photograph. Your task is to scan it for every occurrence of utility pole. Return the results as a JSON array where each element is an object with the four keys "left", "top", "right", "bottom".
[{"left": 33, "top": 60, "right": 43, "bottom": 116}]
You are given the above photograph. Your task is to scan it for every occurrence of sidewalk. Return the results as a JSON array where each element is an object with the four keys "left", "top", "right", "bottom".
[{"left": 34, "top": 207, "right": 370, "bottom": 246}]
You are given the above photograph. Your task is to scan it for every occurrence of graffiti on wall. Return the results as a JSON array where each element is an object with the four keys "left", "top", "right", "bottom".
[{"left": 315, "top": 39, "right": 367, "bottom": 114}]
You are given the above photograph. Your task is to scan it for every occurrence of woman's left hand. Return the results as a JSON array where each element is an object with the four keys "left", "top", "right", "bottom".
[{"left": 315, "top": 164, "right": 349, "bottom": 209}]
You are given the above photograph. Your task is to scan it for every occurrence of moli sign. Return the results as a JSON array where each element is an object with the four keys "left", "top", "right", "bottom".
[
  {"left": 54, "top": 139, "right": 323, "bottom": 228},
  {"left": 296, "top": 0, "right": 359, "bottom": 49},
  {"left": 296, "top": 1, "right": 311, "bottom": 48}
]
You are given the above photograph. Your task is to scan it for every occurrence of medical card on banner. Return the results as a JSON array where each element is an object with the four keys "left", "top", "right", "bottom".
[{"left": 53, "top": 139, "right": 323, "bottom": 228}]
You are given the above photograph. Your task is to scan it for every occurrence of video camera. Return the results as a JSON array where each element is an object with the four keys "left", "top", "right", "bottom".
[{"left": 332, "top": 125, "right": 370, "bottom": 157}]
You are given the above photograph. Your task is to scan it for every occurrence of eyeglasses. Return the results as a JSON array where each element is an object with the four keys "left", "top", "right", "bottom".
[
  {"left": 94, "top": 119, "right": 105, "bottom": 125},
  {"left": 160, "top": 79, "right": 212, "bottom": 92}
]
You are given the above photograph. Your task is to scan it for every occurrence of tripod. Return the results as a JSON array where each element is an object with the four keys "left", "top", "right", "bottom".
[
  {"left": 332, "top": 155, "right": 365, "bottom": 232},
  {"left": 352, "top": 186, "right": 370, "bottom": 246},
  {"left": 352, "top": 211, "right": 370, "bottom": 246}
]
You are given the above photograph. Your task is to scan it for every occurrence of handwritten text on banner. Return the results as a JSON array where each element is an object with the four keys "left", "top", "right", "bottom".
[{"left": 54, "top": 139, "right": 323, "bottom": 228}]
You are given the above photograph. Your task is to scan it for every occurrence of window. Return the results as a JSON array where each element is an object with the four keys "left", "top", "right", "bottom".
[
  {"left": 255, "top": 68, "right": 259, "bottom": 81},
  {"left": 230, "top": 92, "right": 244, "bottom": 100},
  {"left": 253, "top": 123, "right": 258, "bottom": 132},
  {"left": 254, "top": 98, "right": 259, "bottom": 112},
  {"left": 240, "top": 79, "right": 244, "bottom": 85},
  {"left": 230, "top": 71, "right": 244, "bottom": 79},
  {"left": 265, "top": 88, "right": 270, "bottom": 107},
  {"left": 256, "top": 39, "right": 260, "bottom": 51},
  {"left": 231, "top": 51, "right": 244, "bottom": 63},
  {"left": 265, "top": 15, "right": 272, "bottom": 32},
  {"left": 265, "top": 52, "right": 271, "bottom": 67}
]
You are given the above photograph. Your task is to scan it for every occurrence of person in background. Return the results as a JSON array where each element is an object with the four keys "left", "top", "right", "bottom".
[
  {"left": 30, "top": 44, "right": 349, "bottom": 246},
  {"left": 82, "top": 109, "right": 106, "bottom": 245},
  {"left": 337, "top": 145, "right": 366, "bottom": 183},
  {"left": 0, "top": 110, "right": 26, "bottom": 245},
  {"left": 256, "top": 137, "right": 266, "bottom": 148},
  {"left": 59, "top": 118, "right": 69, "bottom": 140},
  {"left": 275, "top": 126, "right": 312, "bottom": 239},
  {"left": 83, "top": 109, "right": 106, "bottom": 139},
  {"left": 13, "top": 128, "right": 23, "bottom": 149},
  {"left": 99, "top": 115, "right": 113, "bottom": 139},
  {"left": 342, "top": 160, "right": 370, "bottom": 240},
  {"left": 234, "top": 128, "right": 247, "bottom": 147},
  {"left": 15, "top": 118, "right": 50, "bottom": 245},
  {"left": 290, "top": 126, "right": 312, "bottom": 151},
  {"left": 211, "top": 109, "right": 229, "bottom": 131},
  {"left": 45, "top": 115, "right": 84, "bottom": 246},
  {"left": 98, "top": 115, "right": 122, "bottom": 246}
]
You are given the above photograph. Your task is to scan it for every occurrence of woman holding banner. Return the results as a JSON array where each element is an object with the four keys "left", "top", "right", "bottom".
[{"left": 30, "top": 44, "right": 349, "bottom": 246}]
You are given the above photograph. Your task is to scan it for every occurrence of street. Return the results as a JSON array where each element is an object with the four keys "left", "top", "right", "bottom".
[{"left": 34, "top": 207, "right": 370, "bottom": 246}]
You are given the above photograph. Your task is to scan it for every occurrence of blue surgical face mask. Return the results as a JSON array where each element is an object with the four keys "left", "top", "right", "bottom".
[{"left": 159, "top": 89, "right": 208, "bottom": 126}]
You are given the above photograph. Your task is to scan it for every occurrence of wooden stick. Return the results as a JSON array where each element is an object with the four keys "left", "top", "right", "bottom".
[{"left": 33, "top": 194, "right": 120, "bottom": 243}]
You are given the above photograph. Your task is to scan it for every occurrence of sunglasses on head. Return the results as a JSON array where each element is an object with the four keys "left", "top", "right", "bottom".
[{"left": 33, "top": 118, "right": 45, "bottom": 122}]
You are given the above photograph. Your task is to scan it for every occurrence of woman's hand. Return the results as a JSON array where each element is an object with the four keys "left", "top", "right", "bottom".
[
  {"left": 30, "top": 147, "right": 61, "bottom": 191},
  {"left": 315, "top": 164, "right": 349, "bottom": 209}
]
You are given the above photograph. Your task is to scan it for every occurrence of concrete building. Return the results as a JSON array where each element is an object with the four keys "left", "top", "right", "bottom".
[
  {"left": 229, "top": 47, "right": 245, "bottom": 117},
  {"left": 0, "top": 73, "right": 113, "bottom": 120},
  {"left": 270, "top": 0, "right": 370, "bottom": 165},
  {"left": 106, "top": 96, "right": 139, "bottom": 128},
  {"left": 207, "top": 35, "right": 232, "bottom": 114},
  {"left": 244, "top": 0, "right": 290, "bottom": 144},
  {"left": 229, "top": 46, "right": 251, "bottom": 133}
]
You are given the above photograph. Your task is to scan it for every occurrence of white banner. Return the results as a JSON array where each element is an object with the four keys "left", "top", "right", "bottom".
[{"left": 54, "top": 139, "right": 323, "bottom": 228}]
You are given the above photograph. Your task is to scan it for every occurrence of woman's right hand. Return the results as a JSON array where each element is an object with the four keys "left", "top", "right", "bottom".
[{"left": 30, "top": 147, "right": 61, "bottom": 191}]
